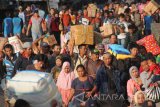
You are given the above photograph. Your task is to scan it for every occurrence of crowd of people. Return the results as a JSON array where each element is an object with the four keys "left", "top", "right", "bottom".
[{"left": 1, "top": 0, "right": 160, "bottom": 107}]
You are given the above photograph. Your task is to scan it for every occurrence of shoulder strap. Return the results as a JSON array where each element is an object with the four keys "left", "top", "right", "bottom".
[{"left": 74, "top": 53, "right": 79, "bottom": 65}]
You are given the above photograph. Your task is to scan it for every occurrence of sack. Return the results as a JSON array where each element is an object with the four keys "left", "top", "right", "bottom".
[
  {"left": 87, "top": 4, "right": 97, "bottom": 17},
  {"left": 151, "top": 23, "right": 160, "bottom": 45},
  {"left": 144, "top": 1, "right": 159, "bottom": 15},
  {"left": 136, "top": 35, "right": 160, "bottom": 55},
  {"left": 145, "top": 86, "right": 160, "bottom": 102},
  {"left": 100, "top": 24, "right": 114, "bottom": 36},
  {"left": 8, "top": 36, "right": 23, "bottom": 53},
  {"left": 6, "top": 70, "right": 62, "bottom": 107},
  {"left": 108, "top": 44, "right": 130, "bottom": 55},
  {"left": 43, "top": 35, "right": 57, "bottom": 46},
  {"left": 70, "top": 25, "right": 94, "bottom": 45},
  {"left": 0, "top": 37, "right": 8, "bottom": 50}
]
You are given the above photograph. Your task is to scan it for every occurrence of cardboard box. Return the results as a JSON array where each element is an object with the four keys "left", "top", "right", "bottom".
[
  {"left": 151, "top": 23, "right": 160, "bottom": 45},
  {"left": 87, "top": 4, "right": 97, "bottom": 17},
  {"left": 70, "top": 25, "right": 94, "bottom": 45},
  {"left": 144, "top": 0, "right": 159, "bottom": 15},
  {"left": 0, "top": 37, "right": 8, "bottom": 51},
  {"left": 100, "top": 24, "right": 114, "bottom": 37},
  {"left": 8, "top": 36, "right": 23, "bottom": 53},
  {"left": 43, "top": 35, "right": 57, "bottom": 46}
]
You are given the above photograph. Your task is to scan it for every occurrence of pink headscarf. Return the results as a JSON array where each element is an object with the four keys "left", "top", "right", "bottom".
[{"left": 56, "top": 62, "right": 75, "bottom": 90}]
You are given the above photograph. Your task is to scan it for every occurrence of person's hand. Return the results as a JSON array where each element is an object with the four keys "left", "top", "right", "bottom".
[
  {"left": 22, "top": 28, "right": 26, "bottom": 34},
  {"left": 101, "top": 34, "right": 106, "bottom": 39},
  {"left": 86, "top": 91, "right": 92, "bottom": 98},
  {"left": 40, "top": 35, "right": 45, "bottom": 40},
  {"left": 26, "top": 31, "right": 29, "bottom": 36},
  {"left": 80, "top": 102, "right": 86, "bottom": 107},
  {"left": 154, "top": 82, "right": 159, "bottom": 87}
]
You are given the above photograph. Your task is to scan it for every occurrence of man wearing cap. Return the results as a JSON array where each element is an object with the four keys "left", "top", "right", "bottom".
[
  {"left": 96, "top": 44, "right": 105, "bottom": 60},
  {"left": 14, "top": 42, "right": 35, "bottom": 71},
  {"left": 84, "top": 49, "right": 103, "bottom": 79},
  {"left": 26, "top": 9, "right": 44, "bottom": 41},
  {"left": 76, "top": 10, "right": 83, "bottom": 24}
]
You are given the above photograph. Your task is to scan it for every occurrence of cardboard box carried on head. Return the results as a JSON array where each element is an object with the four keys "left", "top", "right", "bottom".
[{"left": 70, "top": 25, "right": 94, "bottom": 46}]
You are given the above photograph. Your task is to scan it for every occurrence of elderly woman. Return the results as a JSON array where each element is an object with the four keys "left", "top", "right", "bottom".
[
  {"left": 134, "top": 91, "right": 146, "bottom": 107},
  {"left": 68, "top": 64, "right": 95, "bottom": 107},
  {"left": 127, "top": 66, "right": 143, "bottom": 104},
  {"left": 56, "top": 62, "right": 75, "bottom": 107}
]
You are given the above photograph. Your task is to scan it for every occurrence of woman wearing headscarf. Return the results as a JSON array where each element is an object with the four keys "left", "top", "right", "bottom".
[
  {"left": 56, "top": 61, "right": 75, "bottom": 107},
  {"left": 127, "top": 66, "right": 143, "bottom": 105}
]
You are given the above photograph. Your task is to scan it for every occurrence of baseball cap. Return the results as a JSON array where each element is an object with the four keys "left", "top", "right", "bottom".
[
  {"left": 118, "top": 23, "right": 125, "bottom": 29},
  {"left": 34, "top": 9, "right": 39, "bottom": 13},
  {"left": 78, "top": 10, "right": 82, "bottom": 13},
  {"left": 18, "top": 6, "right": 22, "bottom": 10},
  {"left": 91, "top": 49, "right": 99, "bottom": 54},
  {"left": 23, "top": 42, "right": 32, "bottom": 49}
]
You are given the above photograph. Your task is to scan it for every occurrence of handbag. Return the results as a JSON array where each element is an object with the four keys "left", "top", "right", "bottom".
[{"left": 145, "top": 86, "right": 160, "bottom": 102}]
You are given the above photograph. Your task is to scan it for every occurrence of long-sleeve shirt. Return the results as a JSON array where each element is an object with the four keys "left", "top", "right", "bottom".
[
  {"left": 127, "top": 79, "right": 141, "bottom": 102},
  {"left": 140, "top": 71, "right": 153, "bottom": 90}
]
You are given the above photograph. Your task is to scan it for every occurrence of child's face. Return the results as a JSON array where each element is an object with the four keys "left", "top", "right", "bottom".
[
  {"left": 56, "top": 59, "right": 62, "bottom": 67},
  {"left": 5, "top": 48, "right": 13, "bottom": 57},
  {"left": 147, "top": 60, "right": 154, "bottom": 66},
  {"left": 130, "top": 48, "right": 138, "bottom": 56},
  {"left": 137, "top": 93, "right": 145, "bottom": 104},
  {"left": 141, "top": 61, "right": 149, "bottom": 72}
]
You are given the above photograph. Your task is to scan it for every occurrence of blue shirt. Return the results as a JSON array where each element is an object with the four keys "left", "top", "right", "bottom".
[
  {"left": 3, "top": 17, "right": 13, "bottom": 36},
  {"left": 144, "top": 15, "right": 153, "bottom": 30},
  {"left": 12, "top": 17, "right": 22, "bottom": 35}
]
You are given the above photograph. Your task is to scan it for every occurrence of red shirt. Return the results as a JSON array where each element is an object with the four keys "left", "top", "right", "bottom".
[
  {"left": 62, "top": 14, "right": 71, "bottom": 27},
  {"left": 50, "top": 17, "right": 59, "bottom": 32}
]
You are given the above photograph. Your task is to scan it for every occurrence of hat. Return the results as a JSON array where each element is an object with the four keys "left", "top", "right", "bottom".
[
  {"left": 97, "top": 44, "right": 104, "bottom": 50},
  {"left": 56, "top": 55, "right": 63, "bottom": 60},
  {"left": 78, "top": 10, "right": 82, "bottom": 13},
  {"left": 91, "top": 49, "right": 99, "bottom": 54},
  {"left": 40, "top": 42, "right": 49, "bottom": 47},
  {"left": 34, "top": 9, "right": 39, "bottom": 13},
  {"left": 18, "top": 6, "right": 22, "bottom": 10},
  {"left": 23, "top": 42, "right": 32, "bottom": 49},
  {"left": 118, "top": 23, "right": 125, "bottom": 29}
]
